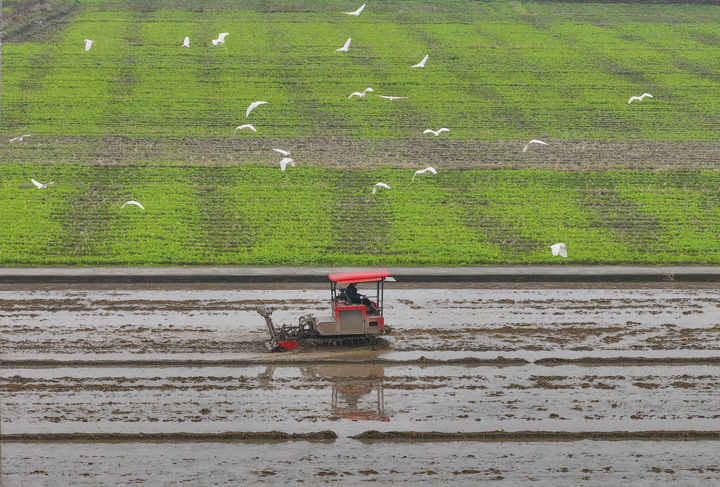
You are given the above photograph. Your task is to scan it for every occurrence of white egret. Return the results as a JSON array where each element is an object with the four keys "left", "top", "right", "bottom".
[
  {"left": 84, "top": 39, "right": 93, "bottom": 52},
  {"left": 280, "top": 158, "right": 295, "bottom": 171},
  {"left": 523, "top": 139, "right": 548, "bottom": 152},
  {"left": 628, "top": 93, "right": 653, "bottom": 104},
  {"left": 31, "top": 179, "right": 53, "bottom": 189},
  {"left": 376, "top": 95, "right": 408, "bottom": 100},
  {"left": 181, "top": 36, "right": 190, "bottom": 48},
  {"left": 345, "top": 3, "right": 366, "bottom": 15},
  {"left": 234, "top": 124, "right": 257, "bottom": 133},
  {"left": 423, "top": 128, "right": 450, "bottom": 136},
  {"left": 336, "top": 38, "right": 352, "bottom": 52},
  {"left": 348, "top": 87, "right": 374, "bottom": 99},
  {"left": 212, "top": 33, "right": 229, "bottom": 46},
  {"left": 412, "top": 167, "right": 437, "bottom": 181},
  {"left": 9, "top": 134, "right": 31, "bottom": 143},
  {"left": 550, "top": 243, "right": 567, "bottom": 258},
  {"left": 411, "top": 54, "right": 428, "bottom": 68},
  {"left": 121, "top": 200, "right": 145, "bottom": 210},
  {"left": 372, "top": 182, "right": 391, "bottom": 194},
  {"left": 246, "top": 101, "right": 268, "bottom": 117}
]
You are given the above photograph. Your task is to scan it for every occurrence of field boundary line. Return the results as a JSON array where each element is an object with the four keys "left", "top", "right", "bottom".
[{"left": 1, "top": 266, "right": 720, "bottom": 283}]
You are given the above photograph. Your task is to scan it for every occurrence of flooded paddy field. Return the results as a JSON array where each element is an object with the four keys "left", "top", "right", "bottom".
[
  {"left": 1, "top": 283, "right": 720, "bottom": 484},
  {"left": 1, "top": 284, "right": 719, "bottom": 358}
]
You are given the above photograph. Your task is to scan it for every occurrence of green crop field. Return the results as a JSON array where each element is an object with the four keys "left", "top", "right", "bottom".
[{"left": 2, "top": 0, "right": 720, "bottom": 265}]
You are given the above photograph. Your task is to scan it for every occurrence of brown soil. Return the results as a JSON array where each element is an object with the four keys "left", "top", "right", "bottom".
[
  {"left": 5, "top": 136, "right": 720, "bottom": 169},
  {"left": 2, "top": 0, "right": 81, "bottom": 42},
  {"left": 1, "top": 430, "right": 338, "bottom": 442}
]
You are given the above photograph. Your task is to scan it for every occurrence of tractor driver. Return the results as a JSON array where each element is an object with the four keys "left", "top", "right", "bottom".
[{"left": 345, "top": 282, "right": 378, "bottom": 314}]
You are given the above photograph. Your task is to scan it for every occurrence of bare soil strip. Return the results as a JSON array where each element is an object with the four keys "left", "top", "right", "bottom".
[
  {"left": 5, "top": 137, "right": 720, "bottom": 169},
  {"left": 0, "top": 431, "right": 337, "bottom": 442}
]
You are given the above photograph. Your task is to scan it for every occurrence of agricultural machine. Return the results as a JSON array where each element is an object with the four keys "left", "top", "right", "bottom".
[{"left": 256, "top": 270, "right": 394, "bottom": 352}]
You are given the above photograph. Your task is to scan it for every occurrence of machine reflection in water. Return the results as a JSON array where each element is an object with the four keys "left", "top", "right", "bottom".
[{"left": 258, "top": 364, "right": 389, "bottom": 422}]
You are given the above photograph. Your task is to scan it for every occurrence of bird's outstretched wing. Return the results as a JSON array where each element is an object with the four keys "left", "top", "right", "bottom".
[
  {"left": 372, "top": 182, "right": 391, "bottom": 194},
  {"left": 84, "top": 39, "right": 93, "bottom": 51},
  {"left": 425, "top": 128, "right": 449, "bottom": 135},
  {"left": 550, "top": 243, "right": 567, "bottom": 258},
  {"left": 280, "top": 158, "right": 295, "bottom": 171},
  {"left": 412, "top": 167, "right": 437, "bottom": 181},
  {"left": 523, "top": 139, "right": 547, "bottom": 152},
  {"left": 181, "top": 36, "right": 190, "bottom": 47},
  {"left": 31, "top": 179, "right": 44, "bottom": 189},
  {"left": 348, "top": 92, "right": 363, "bottom": 99},
  {"left": 235, "top": 124, "right": 257, "bottom": 133},
  {"left": 337, "top": 38, "right": 352, "bottom": 52},
  {"left": 121, "top": 200, "right": 145, "bottom": 210},
  {"left": 273, "top": 148, "right": 291, "bottom": 156},
  {"left": 412, "top": 54, "right": 428, "bottom": 68},
  {"left": 377, "top": 95, "right": 408, "bottom": 100},
  {"left": 346, "top": 3, "right": 366, "bottom": 15},
  {"left": 246, "top": 101, "right": 268, "bottom": 117}
]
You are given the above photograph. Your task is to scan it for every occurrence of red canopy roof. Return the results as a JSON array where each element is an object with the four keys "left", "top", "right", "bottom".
[{"left": 328, "top": 269, "right": 391, "bottom": 284}]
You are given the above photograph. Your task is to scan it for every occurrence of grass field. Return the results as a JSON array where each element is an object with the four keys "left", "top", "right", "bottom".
[{"left": 2, "top": 0, "right": 720, "bottom": 265}]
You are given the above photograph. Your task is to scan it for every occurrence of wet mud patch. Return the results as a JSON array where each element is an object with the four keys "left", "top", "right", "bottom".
[{"left": 1, "top": 430, "right": 337, "bottom": 442}]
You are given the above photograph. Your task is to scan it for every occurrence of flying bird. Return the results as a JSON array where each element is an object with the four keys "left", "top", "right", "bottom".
[
  {"left": 345, "top": 3, "right": 366, "bottom": 15},
  {"left": 348, "top": 87, "right": 374, "bottom": 99},
  {"left": 272, "top": 148, "right": 291, "bottom": 156},
  {"left": 246, "top": 101, "right": 268, "bottom": 117},
  {"left": 376, "top": 95, "right": 408, "bottom": 100},
  {"left": 423, "top": 128, "right": 450, "bottom": 136},
  {"left": 412, "top": 167, "right": 437, "bottom": 181},
  {"left": 523, "top": 139, "right": 548, "bottom": 152},
  {"left": 84, "top": 39, "right": 93, "bottom": 52},
  {"left": 181, "top": 36, "right": 190, "bottom": 48},
  {"left": 9, "top": 134, "right": 31, "bottom": 143},
  {"left": 628, "top": 93, "right": 653, "bottom": 104},
  {"left": 31, "top": 178, "right": 53, "bottom": 189},
  {"left": 550, "top": 243, "right": 567, "bottom": 258},
  {"left": 372, "top": 182, "right": 391, "bottom": 194},
  {"left": 212, "top": 33, "right": 229, "bottom": 46},
  {"left": 280, "top": 158, "right": 295, "bottom": 171},
  {"left": 411, "top": 54, "right": 428, "bottom": 68},
  {"left": 234, "top": 124, "right": 256, "bottom": 133},
  {"left": 336, "top": 38, "right": 352, "bottom": 52},
  {"left": 121, "top": 200, "right": 145, "bottom": 210}
]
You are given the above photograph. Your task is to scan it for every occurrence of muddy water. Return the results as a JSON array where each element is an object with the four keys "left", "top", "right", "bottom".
[
  {"left": 2, "top": 364, "right": 720, "bottom": 435},
  {"left": 2, "top": 284, "right": 720, "bottom": 485},
  {"left": 2, "top": 285, "right": 719, "bottom": 359},
  {"left": 3, "top": 439, "right": 720, "bottom": 486}
]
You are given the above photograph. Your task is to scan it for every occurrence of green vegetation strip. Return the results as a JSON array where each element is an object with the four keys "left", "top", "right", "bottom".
[
  {"left": 5, "top": 1, "right": 720, "bottom": 140},
  {"left": 2, "top": 165, "right": 719, "bottom": 266}
]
